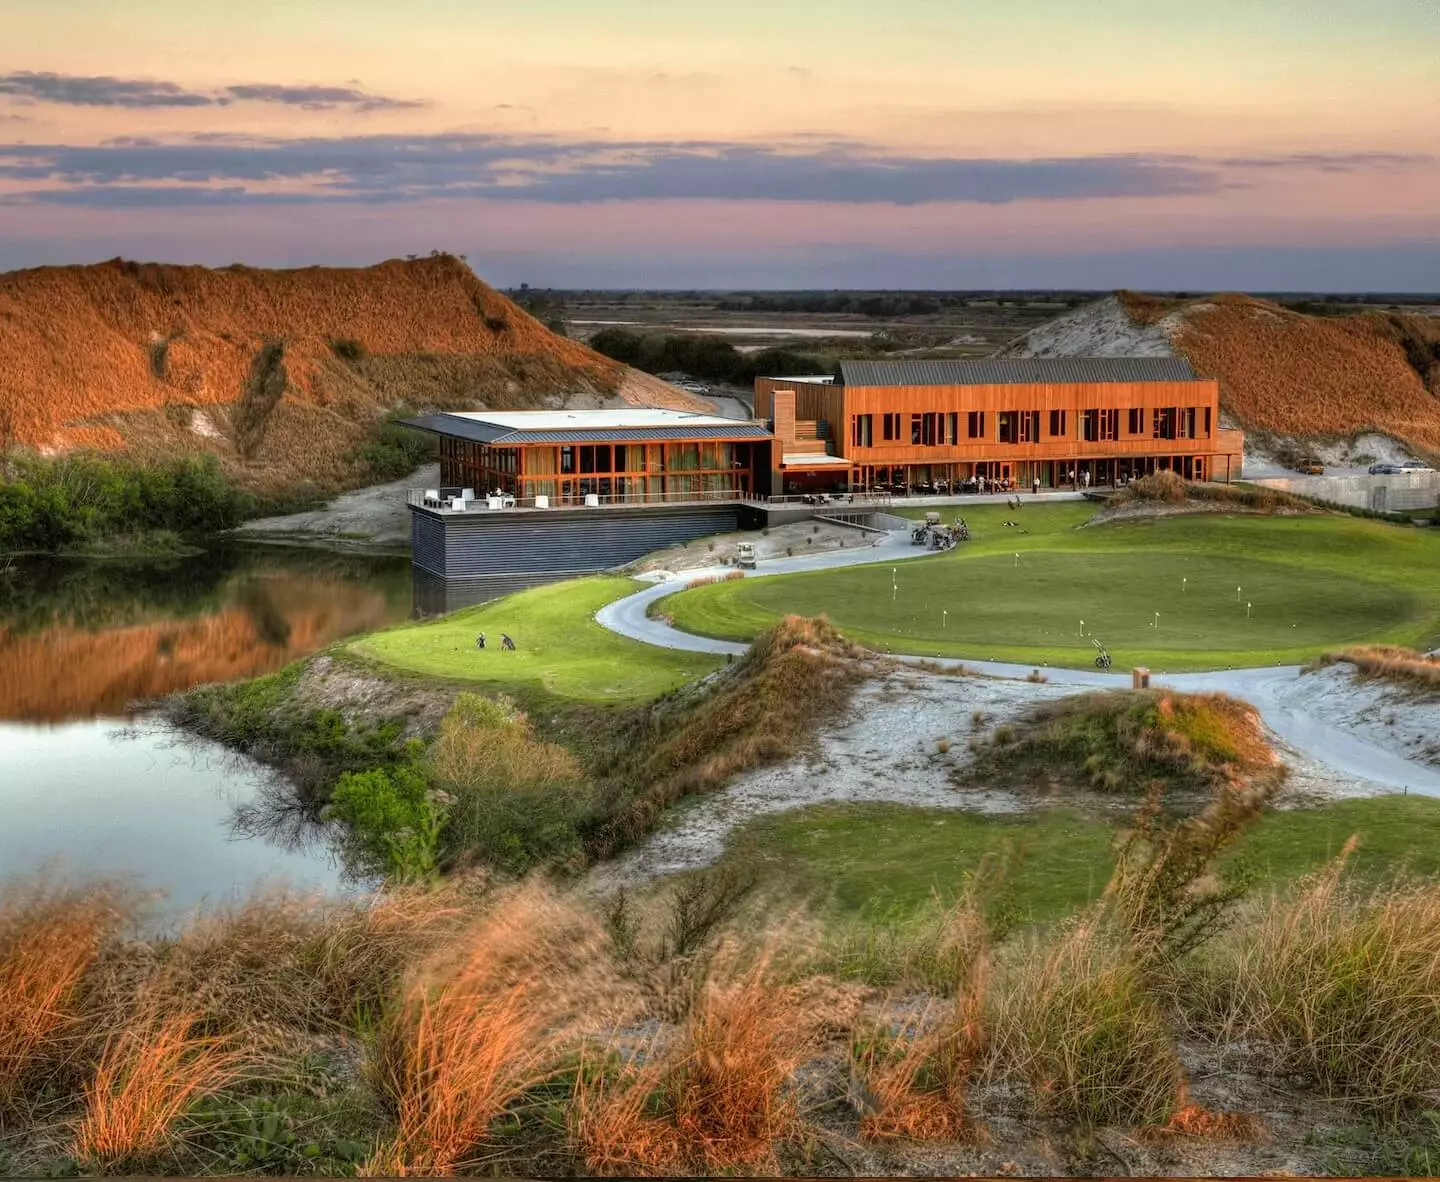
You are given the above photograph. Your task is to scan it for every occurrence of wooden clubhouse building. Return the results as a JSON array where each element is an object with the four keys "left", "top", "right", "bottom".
[
  {"left": 756, "top": 358, "right": 1244, "bottom": 495},
  {"left": 401, "top": 360, "right": 1243, "bottom": 599}
]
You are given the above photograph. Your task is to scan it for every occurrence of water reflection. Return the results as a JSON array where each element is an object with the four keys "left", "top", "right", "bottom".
[
  {"left": 410, "top": 568, "right": 573, "bottom": 617},
  {"left": 0, "top": 543, "right": 413, "bottom": 910},
  {"left": 0, "top": 544, "right": 413, "bottom": 722}
]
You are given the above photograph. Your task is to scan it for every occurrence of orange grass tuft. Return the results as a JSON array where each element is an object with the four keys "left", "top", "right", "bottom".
[
  {"left": 0, "top": 884, "right": 129, "bottom": 1106},
  {"left": 72, "top": 1010, "right": 245, "bottom": 1166},
  {"left": 572, "top": 951, "right": 815, "bottom": 1175},
  {"left": 1320, "top": 644, "right": 1440, "bottom": 693},
  {"left": 366, "top": 883, "right": 627, "bottom": 1176}
]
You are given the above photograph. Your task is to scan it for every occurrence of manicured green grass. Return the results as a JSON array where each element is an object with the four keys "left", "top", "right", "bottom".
[
  {"left": 662, "top": 503, "right": 1440, "bottom": 671},
  {"left": 350, "top": 576, "right": 720, "bottom": 704},
  {"left": 719, "top": 795, "right": 1440, "bottom": 927}
]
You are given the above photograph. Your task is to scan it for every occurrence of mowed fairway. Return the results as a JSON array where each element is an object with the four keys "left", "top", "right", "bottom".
[
  {"left": 716, "top": 795, "right": 1440, "bottom": 928},
  {"left": 662, "top": 503, "right": 1440, "bottom": 670},
  {"left": 351, "top": 576, "right": 721, "bottom": 704}
]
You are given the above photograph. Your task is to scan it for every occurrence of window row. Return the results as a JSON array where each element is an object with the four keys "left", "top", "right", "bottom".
[{"left": 848, "top": 406, "right": 1212, "bottom": 447}]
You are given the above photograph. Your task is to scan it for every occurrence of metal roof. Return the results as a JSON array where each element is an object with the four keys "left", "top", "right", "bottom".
[
  {"left": 837, "top": 358, "right": 1200, "bottom": 387},
  {"left": 446, "top": 408, "right": 743, "bottom": 430},
  {"left": 401, "top": 413, "right": 771, "bottom": 446}
]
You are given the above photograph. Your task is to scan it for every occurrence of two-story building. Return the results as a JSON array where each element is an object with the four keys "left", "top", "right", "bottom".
[{"left": 754, "top": 358, "right": 1244, "bottom": 494}]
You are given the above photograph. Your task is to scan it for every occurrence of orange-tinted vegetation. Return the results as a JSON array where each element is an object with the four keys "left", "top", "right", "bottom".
[
  {"left": 1318, "top": 644, "right": 1440, "bottom": 693},
  {"left": 0, "top": 576, "right": 395, "bottom": 721},
  {"left": 1117, "top": 291, "right": 1440, "bottom": 456},
  {"left": 0, "top": 255, "right": 696, "bottom": 491}
]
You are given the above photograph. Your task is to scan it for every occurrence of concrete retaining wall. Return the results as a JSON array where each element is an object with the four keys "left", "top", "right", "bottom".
[{"left": 1252, "top": 471, "right": 1440, "bottom": 513}]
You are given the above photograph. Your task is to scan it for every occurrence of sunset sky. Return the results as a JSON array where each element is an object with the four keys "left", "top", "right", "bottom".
[{"left": 2, "top": 0, "right": 1437, "bottom": 288}]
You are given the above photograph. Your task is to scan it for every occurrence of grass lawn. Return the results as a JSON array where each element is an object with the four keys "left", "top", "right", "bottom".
[
  {"left": 662, "top": 503, "right": 1440, "bottom": 671},
  {"left": 718, "top": 795, "right": 1440, "bottom": 927},
  {"left": 349, "top": 576, "right": 721, "bottom": 705}
]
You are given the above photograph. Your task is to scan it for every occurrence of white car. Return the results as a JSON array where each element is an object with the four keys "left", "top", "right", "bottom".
[
  {"left": 679, "top": 381, "right": 710, "bottom": 394},
  {"left": 1398, "top": 459, "right": 1434, "bottom": 472}
]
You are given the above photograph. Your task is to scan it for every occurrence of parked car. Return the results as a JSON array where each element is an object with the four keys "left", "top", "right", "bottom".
[
  {"left": 1369, "top": 462, "right": 1402, "bottom": 475},
  {"left": 1398, "top": 459, "right": 1435, "bottom": 472},
  {"left": 1295, "top": 456, "right": 1325, "bottom": 475}
]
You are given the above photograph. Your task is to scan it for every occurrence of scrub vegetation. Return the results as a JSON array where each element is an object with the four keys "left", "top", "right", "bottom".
[
  {"left": 174, "top": 613, "right": 873, "bottom": 882},
  {"left": 1316, "top": 643, "right": 1440, "bottom": 695},
  {"left": 0, "top": 452, "right": 252, "bottom": 555},
  {"left": 6, "top": 794, "right": 1440, "bottom": 1176}
]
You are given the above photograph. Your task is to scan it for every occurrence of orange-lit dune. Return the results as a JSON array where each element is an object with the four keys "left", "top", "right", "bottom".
[{"left": 0, "top": 255, "right": 696, "bottom": 490}]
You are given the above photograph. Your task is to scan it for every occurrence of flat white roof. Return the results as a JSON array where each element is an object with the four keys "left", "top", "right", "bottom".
[
  {"left": 781, "top": 453, "right": 851, "bottom": 467},
  {"left": 448, "top": 409, "right": 740, "bottom": 431}
]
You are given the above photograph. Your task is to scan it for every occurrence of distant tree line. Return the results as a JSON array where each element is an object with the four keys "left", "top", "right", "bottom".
[
  {"left": 588, "top": 329, "right": 832, "bottom": 387},
  {"left": 0, "top": 453, "right": 253, "bottom": 553}
]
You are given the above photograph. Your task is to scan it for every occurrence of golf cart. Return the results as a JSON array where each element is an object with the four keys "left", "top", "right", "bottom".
[
  {"left": 736, "top": 541, "right": 757, "bottom": 570},
  {"left": 911, "top": 511, "right": 943, "bottom": 546}
]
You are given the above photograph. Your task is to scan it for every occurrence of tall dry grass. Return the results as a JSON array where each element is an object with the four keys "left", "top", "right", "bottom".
[
  {"left": 141, "top": 884, "right": 475, "bottom": 1037},
  {"left": 0, "top": 884, "right": 130, "bottom": 1107},
  {"left": 1110, "top": 470, "right": 1309, "bottom": 514},
  {"left": 571, "top": 946, "right": 815, "bottom": 1175},
  {"left": 72, "top": 1009, "right": 246, "bottom": 1168},
  {"left": 1184, "top": 849, "right": 1440, "bottom": 1115},
  {"left": 988, "top": 917, "right": 1183, "bottom": 1127},
  {"left": 1318, "top": 644, "right": 1440, "bottom": 693},
  {"left": 366, "top": 883, "right": 630, "bottom": 1176}
]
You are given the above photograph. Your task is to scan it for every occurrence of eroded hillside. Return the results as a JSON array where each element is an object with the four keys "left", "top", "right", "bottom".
[
  {"left": 0, "top": 254, "right": 697, "bottom": 492},
  {"left": 1004, "top": 291, "right": 1440, "bottom": 458}
]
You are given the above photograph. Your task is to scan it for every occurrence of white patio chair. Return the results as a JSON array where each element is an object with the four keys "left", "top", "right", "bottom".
[{"left": 423, "top": 488, "right": 440, "bottom": 506}]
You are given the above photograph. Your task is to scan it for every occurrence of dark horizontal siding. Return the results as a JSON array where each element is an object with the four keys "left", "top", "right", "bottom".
[
  {"left": 410, "top": 511, "right": 449, "bottom": 577},
  {"left": 411, "top": 504, "right": 743, "bottom": 578}
]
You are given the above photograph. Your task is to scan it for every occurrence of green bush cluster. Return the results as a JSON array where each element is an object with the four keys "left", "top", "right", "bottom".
[
  {"left": 341, "top": 408, "right": 433, "bottom": 484},
  {"left": 0, "top": 452, "right": 253, "bottom": 553}
]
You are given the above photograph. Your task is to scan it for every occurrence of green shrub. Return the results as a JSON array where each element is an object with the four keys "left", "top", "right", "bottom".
[
  {"left": 324, "top": 765, "right": 448, "bottom": 883},
  {"left": 344, "top": 409, "right": 433, "bottom": 483},
  {"left": 0, "top": 452, "right": 254, "bottom": 554}
]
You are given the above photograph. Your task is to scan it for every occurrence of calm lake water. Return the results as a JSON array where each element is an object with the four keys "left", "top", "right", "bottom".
[{"left": 0, "top": 545, "right": 415, "bottom": 919}]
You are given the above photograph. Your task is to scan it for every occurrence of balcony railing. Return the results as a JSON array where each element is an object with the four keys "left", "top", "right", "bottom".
[
  {"left": 408, "top": 487, "right": 754, "bottom": 513},
  {"left": 408, "top": 487, "right": 900, "bottom": 514}
]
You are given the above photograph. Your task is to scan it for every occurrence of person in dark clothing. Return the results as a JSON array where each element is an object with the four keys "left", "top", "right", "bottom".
[
  {"left": 475, "top": 633, "right": 486, "bottom": 650},
  {"left": 501, "top": 633, "right": 516, "bottom": 651}
]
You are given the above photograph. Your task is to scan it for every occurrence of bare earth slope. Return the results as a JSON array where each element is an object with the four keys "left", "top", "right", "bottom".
[
  {"left": 0, "top": 254, "right": 701, "bottom": 491},
  {"left": 1004, "top": 292, "right": 1440, "bottom": 460}
]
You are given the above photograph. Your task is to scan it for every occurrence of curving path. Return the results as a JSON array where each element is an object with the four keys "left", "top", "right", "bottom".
[{"left": 598, "top": 526, "right": 1440, "bottom": 796}]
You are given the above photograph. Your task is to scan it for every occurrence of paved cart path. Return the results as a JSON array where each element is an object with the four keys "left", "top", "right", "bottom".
[{"left": 597, "top": 527, "right": 1440, "bottom": 797}]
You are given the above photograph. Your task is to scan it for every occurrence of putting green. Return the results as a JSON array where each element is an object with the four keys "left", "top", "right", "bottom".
[
  {"left": 662, "top": 505, "right": 1440, "bottom": 671},
  {"left": 350, "top": 576, "right": 720, "bottom": 704}
]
